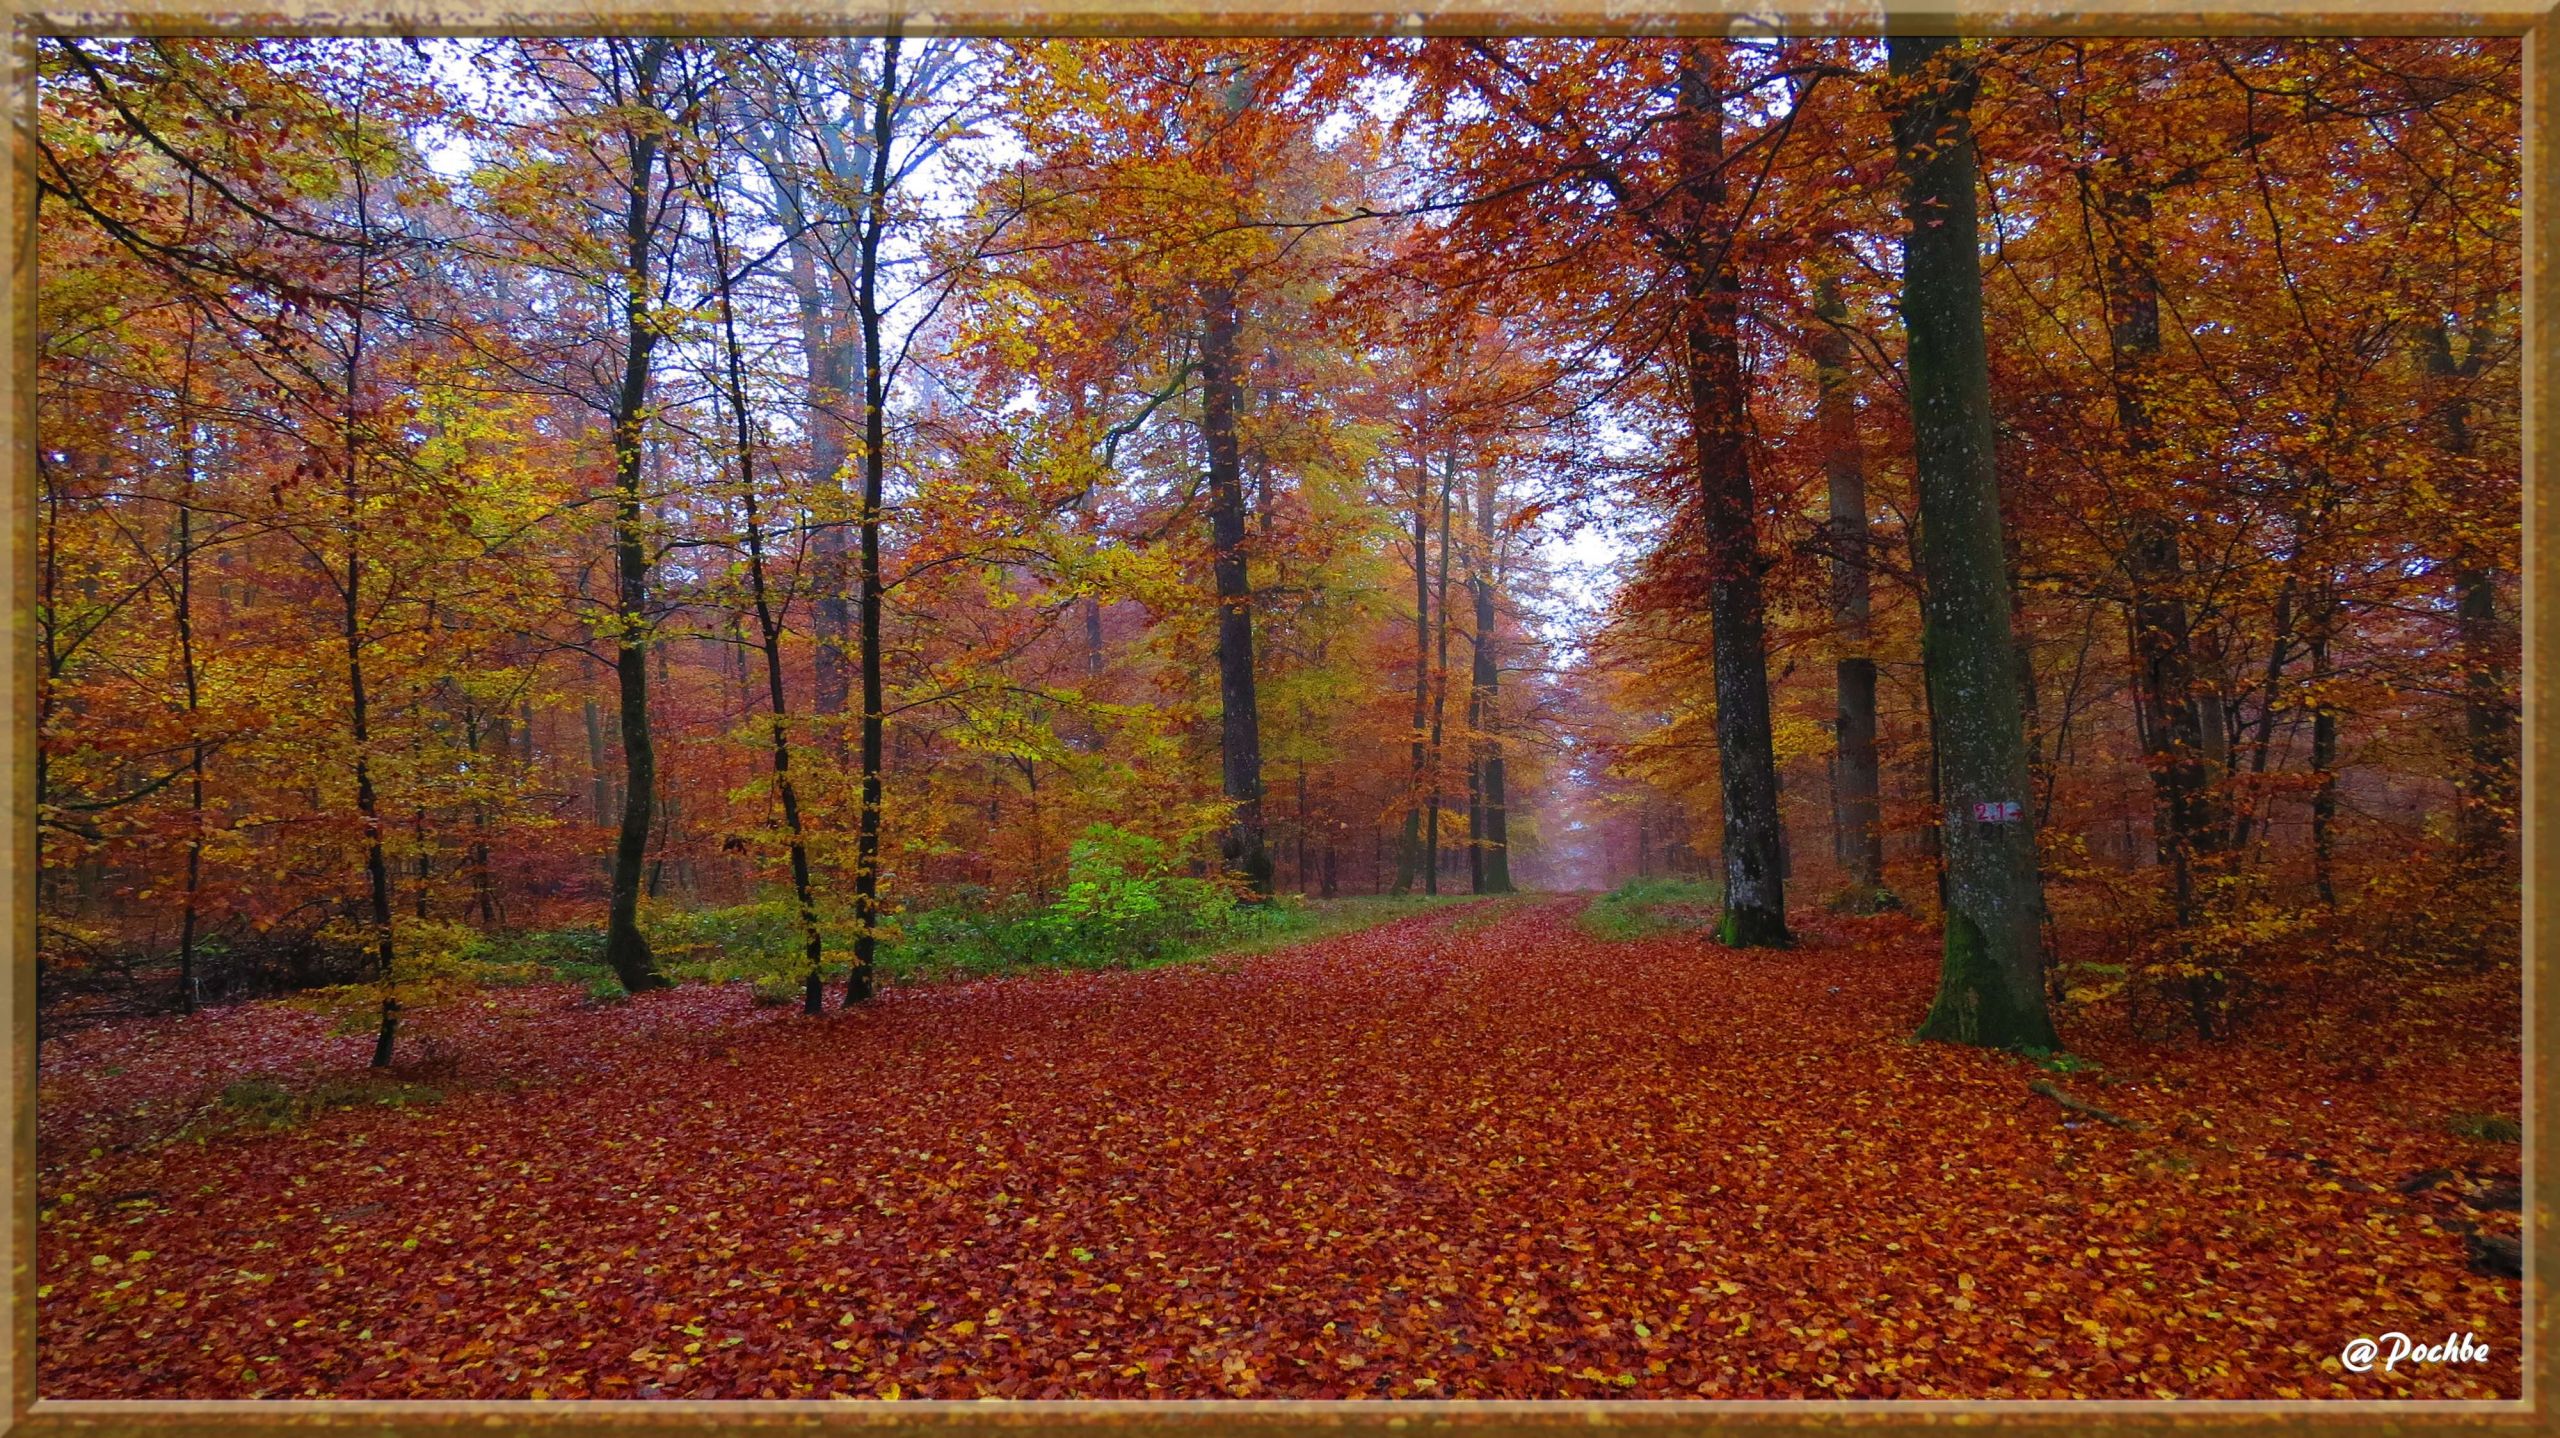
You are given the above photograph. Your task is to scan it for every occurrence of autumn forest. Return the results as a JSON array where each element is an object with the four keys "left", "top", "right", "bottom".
[{"left": 33, "top": 34, "right": 2524, "bottom": 1402}]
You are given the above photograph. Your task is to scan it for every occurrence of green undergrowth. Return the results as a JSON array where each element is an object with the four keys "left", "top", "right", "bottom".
[
  {"left": 457, "top": 826, "right": 1492, "bottom": 1000},
  {"left": 2447, "top": 1112, "right": 2521, "bottom": 1144},
  {"left": 1578, "top": 877, "right": 1725, "bottom": 941}
]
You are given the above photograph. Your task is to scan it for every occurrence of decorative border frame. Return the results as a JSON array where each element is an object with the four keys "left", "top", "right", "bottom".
[{"left": 3, "top": 2, "right": 2549, "bottom": 1430}]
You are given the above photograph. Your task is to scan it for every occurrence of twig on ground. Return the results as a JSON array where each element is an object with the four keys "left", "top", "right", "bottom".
[{"left": 2029, "top": 1079, "right": 2146, "bottom": 1131}]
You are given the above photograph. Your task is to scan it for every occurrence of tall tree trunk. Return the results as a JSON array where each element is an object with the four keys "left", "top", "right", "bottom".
[
  {"left": 171, "top": 341, "right": 207, "bottom": 1015},
  {"left": 467, "top": 701, "right": 495, "bottom": 927},
  {"left": 601, "top": 37, "right": 674, "bottom": 996},
  {"left": 1674, "top": 46, "right": 1789, "bottom": 947},
  {"left": 806, "top": 326, "right": 858, "bottom": 728},
  {"left": 1467, "top": 455, "right": 1513, "bottom": 894},
  {"left": 2419, "top": 318, "right": 2518, "bottom": 869},
  {"left": 2231, "top": 576, "right": 2295, "bottom": 852},
  {"left": 846, "top": 36, "right": 903, "bottom": 1005},
  {"left": 1891, "top": 33, "right": 2059, "bottom": 1052},
  {"left": 332, "top": 148, "right": 400, "bottom": 1066},
  {"left": 1199, "top": 281, "right": 1270, "bottom": 894},
  {"left": 1813, "top": 272, "right": 1884, "bottom": 896},
  {"left": 1394, "top": 455, "right": 1429, "bottom": 894},
  {"left": 2101, "top": 179, "right": 2217, "bottom": 924},
  {"left": 751, "top": 67, "right": 858, "bottom": 733},
  {"left": 1423, "top": 449, "right": 1457, "bottom": 896}
]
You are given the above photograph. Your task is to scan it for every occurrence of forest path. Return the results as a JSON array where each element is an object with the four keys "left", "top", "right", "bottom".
[{"left": 38, "top": 898, "right": 2519, "bottom": 1399}]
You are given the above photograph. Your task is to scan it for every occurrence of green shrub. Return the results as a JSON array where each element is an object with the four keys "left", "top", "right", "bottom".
[
  {"left": 749, "top": 974, "right": 806, "bottom": 1008},
  {"left": 1021, "top": 825, "right": 1256, "bottom": 966}
]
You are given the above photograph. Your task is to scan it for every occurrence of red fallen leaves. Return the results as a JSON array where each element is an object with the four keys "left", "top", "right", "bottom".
[{"left": 37, "top": 900, "right": 2520, "bottom": 1399}]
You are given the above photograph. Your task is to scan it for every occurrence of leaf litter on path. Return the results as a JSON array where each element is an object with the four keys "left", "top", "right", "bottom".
[{"left": 37, "top": 899, "right": 2519, "bottom": 1399}]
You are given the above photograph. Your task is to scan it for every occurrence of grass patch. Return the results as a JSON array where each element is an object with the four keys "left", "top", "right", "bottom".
[
  {"left": 200, "top": 1075, "right": 445, "bottom": 1138},
  {"left": 2448, "top": 1112, "right": 2521, "bottom": 1144},
  {"left": 1579, "top": 877, "right": 1724, "bottom": 941}
]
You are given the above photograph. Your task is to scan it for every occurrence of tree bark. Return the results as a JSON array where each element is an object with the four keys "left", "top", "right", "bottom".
[
  {"left": 1890, "top": 34, "right": 2059, "bottom": 1051},
  {"left": 2101, "top": 179, "right": 2218, "bottom": 924},
  {"left": 170, "top": 334, "right": 207, "bottom": 1014},
  {"left": 1813, "top": 273, "right": 1884, "bottom": 896},
  {"left": 847, "top": 35, "right": 904, "bottom": 1004},
  {"left": 1423, "top": 448, "right": 1457, "bottom": 896},
  {"left": 601, "top": 36, "right": 674, "bottom": 996},
  {"left": 1466, "top": 452, "right": 1513, "bottom": 893},
  {"left": 1394, "top": 451, "right": 1429, "bottom": 894},
  {"left": 2419, "top": 318, "right": 2518, "bottom": 869},
  {"left": 1199, "top": 280, "right": 1271, "bottom": 894},
  {"left": 2309, "top": 609, "right": 2338, "bottom": 907},
  {"left": 1674, "top": 47, "right": 1789, "bottom": 947},
  {"left": 336, "top": 130, "right": 401, "bottom": 1064}
]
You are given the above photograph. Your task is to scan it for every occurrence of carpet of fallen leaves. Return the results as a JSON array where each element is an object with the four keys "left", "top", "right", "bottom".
[{"left": 37, "top": 898, "right": 2522, "bottom": 1400}]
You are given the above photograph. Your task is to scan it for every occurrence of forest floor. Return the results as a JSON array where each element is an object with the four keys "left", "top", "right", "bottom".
[{"left": 36, "top": 896, "right": 2522, "bottom": 1400}]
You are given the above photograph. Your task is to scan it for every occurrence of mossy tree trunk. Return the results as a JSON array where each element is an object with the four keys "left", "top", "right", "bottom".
[{"left": 1890, "top": 34, "right": 2059, "bottom": 1051}]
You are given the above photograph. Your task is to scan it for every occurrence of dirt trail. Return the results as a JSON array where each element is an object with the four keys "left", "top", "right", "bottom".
[{"left": 37, "top": 899, "right": 2519, "bottom": 1399}]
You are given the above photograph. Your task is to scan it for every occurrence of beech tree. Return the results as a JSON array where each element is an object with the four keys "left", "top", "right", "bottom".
[{"left": 1890, "top": 35, "right": 2058, "bottom": 1051}]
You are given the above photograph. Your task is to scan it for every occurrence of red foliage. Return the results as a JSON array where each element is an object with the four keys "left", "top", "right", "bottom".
[{"left": 39, "top": 903, "right": 2517, "bottom": 1400}]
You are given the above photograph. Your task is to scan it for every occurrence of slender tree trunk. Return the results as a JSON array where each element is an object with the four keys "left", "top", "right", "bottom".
[
  {"left": 1467, "top": 456, "right": 1513, "bottom": 894},
  {"left": 1813, "top": 273, "right": 1885, "bottom": 897},
  {"left": 707, "top": 184, "right": 827, "bottom": 1017},
  {"left": 2101, "top": 179, "right": 2217, "bottom": 925},
  {"left": 1891, "top": 33, "right": 2059, "bottom": 1051},
  {"left": 1199, "top": 280, "right": 1270, "bottom": 895},
  {"left": 1423, "top": 449, "right": 1457, "bottom": 896},
  {"left": 171, "top": 353, "right": 207, "bottom": 1015},
  {"left": 329, "top": 152, "right": 401, "bottom": 1066},
  {"left": 2232, "top": 576, "right": 2295, "bottom": 852},
  {"left": 1395, "top": 456, "right": 1429, "bottom": 894},
  {"left": 1674, "top": 46, "right": 1788, "bottom": 947},
  {"left": 847, "top": 36, "right": 903, "bottom": 1005},
  {"left": 601, "top": 37, "right": 674, "bottom": 996},
  {"left": 348, "top": 439, "right": 396, "bottom": 1062},
  {"left": 467, "top": 702, "right": 495, "bottom": 927}
]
